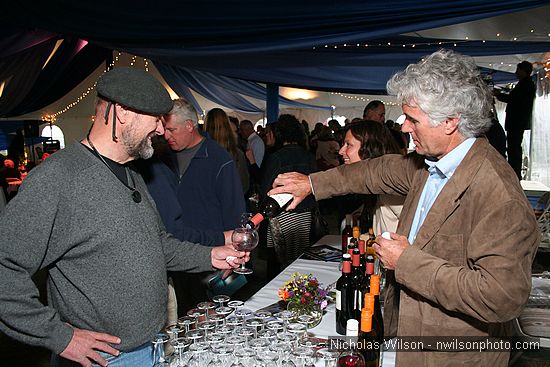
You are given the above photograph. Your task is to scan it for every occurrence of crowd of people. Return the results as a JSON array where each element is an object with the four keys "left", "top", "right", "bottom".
[{"left": 0, "top": 50, "right": 540, "bottom": 367}]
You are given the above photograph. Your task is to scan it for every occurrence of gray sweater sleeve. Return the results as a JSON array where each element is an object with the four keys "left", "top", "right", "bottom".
[
  {"left": 0, "top": 161, "right": 74, "bottom": 353},
  {"left": 159, "top": 230, "right": 214, "bottom": 273}
]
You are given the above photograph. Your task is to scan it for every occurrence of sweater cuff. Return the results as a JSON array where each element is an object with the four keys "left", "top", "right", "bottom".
[{"left": 48, "top": 322, "right": 74, "bottom": 355}]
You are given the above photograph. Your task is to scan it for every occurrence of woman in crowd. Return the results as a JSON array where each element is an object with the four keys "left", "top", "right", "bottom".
[
  {"left": 315, "top": 125, "right": 341, "bottom": 170},
  {"left": 339, "top": 120, "right": 405, "bottom": 234},
  {"left": 204, "top": 108, "right": 249, "bottom": 194},
  {"left": 260, "top": 114, "right": 317, "bottom": 276}
]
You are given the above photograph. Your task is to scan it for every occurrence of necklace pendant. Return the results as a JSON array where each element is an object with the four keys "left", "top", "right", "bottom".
[{"left": 132, "top": 190, "right": 142, "bottom": 203}]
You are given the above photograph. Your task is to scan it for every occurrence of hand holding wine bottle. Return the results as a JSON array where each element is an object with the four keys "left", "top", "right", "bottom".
[
  {"left": 245, "top": 193, "right": 294, "bottom": 228},
  {"left": 268, "top": 172, "right": 311, "bottom": 210},
  {"left": 372, "top": 231, "right": 409, "bottom": 270}
]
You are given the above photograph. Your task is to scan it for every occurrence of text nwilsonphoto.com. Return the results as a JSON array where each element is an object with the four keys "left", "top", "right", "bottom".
[{"left": 328, "top": 336, "right": 541, "bottom": 352}]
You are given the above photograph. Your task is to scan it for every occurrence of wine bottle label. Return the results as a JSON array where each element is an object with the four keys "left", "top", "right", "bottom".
[
  {"left": 335, "top": 289, "right": 341, "bottom": 310},
  {"left": 269, "top": 193, "right": 293, "bottom": 207}
]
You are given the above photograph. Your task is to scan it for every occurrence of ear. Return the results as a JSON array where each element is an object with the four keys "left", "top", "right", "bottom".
[
  {"left": 116, "top": 104, "right": 129, "bottom": 124},
  {"left": 444, "top": 116, "right": 460, "bottom": 135}
]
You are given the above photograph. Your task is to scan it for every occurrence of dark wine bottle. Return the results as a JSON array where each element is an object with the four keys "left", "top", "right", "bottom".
[
  {"left": 358, "top": 309, "right": 380, "bottom": 367},
  {"left": 351, "top": 248, "right": 364, "bottom": 319},
  {"left": 357, "top": 253, "right": 374, "bottom": 318},
  {"left": 246, "top": 193, "right": 293, "bottom": 228},
  {"left": 341, "top": 214, "right": 353, "bottom": 253},
  {"left": 369, "top": 274, "right": 384, "bottom": 347},
  {"left": 347, "top": 236, "right": 358, "bottom": 256},
  {"left": 336, "top": 253, "right": 354, "bottom": 335},
  {"left": 362, "top": 255, "right": 375, "bottom": 293},
  {"left": 358, "top": 239, "right": 366, "bottom": 274}
]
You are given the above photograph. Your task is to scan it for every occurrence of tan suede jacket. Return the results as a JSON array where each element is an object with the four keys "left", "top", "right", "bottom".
[{"left": 310, "top": 138, "right": 539, "bottom": 367}]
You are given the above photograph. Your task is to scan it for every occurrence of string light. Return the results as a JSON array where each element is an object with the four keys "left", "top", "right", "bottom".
[
  {"left": 330, "top": 92, "right": 399, "bottom": 106},
  {"left": 311, "top": 27, "right": 549, "bottom": 51},
  {"left": 313, "top": 39, "right": 472, "bottom": 50},
  {"left": 42, "top": 52, "right": 150, "bottom": 122}
]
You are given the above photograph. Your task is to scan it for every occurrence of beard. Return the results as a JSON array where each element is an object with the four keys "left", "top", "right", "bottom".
[{"left": 121, "top": 125, "right": 155, "bottom": 160}]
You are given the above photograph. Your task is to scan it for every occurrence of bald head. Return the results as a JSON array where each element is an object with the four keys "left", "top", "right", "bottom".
[{"left": 363, "top": 100, "right": 385, "bottom": 123}]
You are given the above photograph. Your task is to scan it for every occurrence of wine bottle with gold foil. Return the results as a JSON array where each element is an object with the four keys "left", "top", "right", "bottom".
[
  {"left": 366, "top": 228, "right": 376, "bottom": 256},
  {"left": 358, "top": 309, "right": 380, "bottom": 367}
]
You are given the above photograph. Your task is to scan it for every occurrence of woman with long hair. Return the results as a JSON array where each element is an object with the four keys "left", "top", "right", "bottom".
[
  {"left": 204, "top": 108, "right": 249, "bottom": 194},
  {"left": 339, "top": 120, "right": 405, "bottom": 235}
]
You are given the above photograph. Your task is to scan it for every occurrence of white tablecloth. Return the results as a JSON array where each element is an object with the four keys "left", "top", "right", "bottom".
[
  {"left": 245, "top": 237, "right": 396, "bottom": 366},
  {"left": 521, "top": 180, "right": 550, "bottom": 196}
]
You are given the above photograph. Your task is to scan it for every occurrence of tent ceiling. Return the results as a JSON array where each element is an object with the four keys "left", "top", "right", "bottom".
[{"left": 1, "top": 1, "right": 549, "bottom": 120}]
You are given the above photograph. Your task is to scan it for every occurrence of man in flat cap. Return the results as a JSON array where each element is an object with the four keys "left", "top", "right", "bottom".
[{"left": 0, "top": 67, "right": 249, "bottom": 367}]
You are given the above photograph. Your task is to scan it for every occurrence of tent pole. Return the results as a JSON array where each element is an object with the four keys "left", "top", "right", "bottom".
[{"left": 266, "top": 83, "right": 279, "bottom": 124}]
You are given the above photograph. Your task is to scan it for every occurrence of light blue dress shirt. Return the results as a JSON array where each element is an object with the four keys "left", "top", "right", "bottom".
[{"left": 408, "top": 138, "right": 476, "bottom": 244}]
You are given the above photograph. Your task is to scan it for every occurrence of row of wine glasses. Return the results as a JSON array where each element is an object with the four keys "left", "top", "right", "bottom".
[{"left": 152, "top": 296, "right": 346, "bottom": 367}]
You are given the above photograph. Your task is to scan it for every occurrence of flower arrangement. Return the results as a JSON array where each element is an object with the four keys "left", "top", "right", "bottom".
[{"left": 278, "top": 272, "right": 328, "bottom": 310}]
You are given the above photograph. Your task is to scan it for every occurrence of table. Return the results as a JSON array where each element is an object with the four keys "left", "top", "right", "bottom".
[
  {"left": 245, "top": 236, "right": 396, "bottom": 366},
  {"left": 521, "top": 180, "right": 550, "bottom": 197}
]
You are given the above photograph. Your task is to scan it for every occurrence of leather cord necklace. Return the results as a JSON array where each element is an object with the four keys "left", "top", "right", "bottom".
[{"left": 86, "top": 133, "right": 142, "bottom": 203}]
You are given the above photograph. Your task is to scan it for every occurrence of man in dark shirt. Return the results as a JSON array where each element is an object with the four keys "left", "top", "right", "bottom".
[{"left": 494, "top": 61, "right": 536, "bottom": 179}]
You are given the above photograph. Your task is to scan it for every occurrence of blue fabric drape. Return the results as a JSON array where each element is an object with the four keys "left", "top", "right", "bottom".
[
  {"left": 6, "top": 1, "right": 550, "bottom": 53},
  {"left": 2, "top": 1, "right": 550, "bottom": 117},
  {"left": 0, "top": 34, "right": 111, "bottom": 117},
  {"left": 0, "top": 28, "right": 57, "bottom": 58},
  {"left": 156, "top": 63, "right": 332, "bottom": 112},
  {"left": 157, "top": 63, "right": 263, "bottom": 113},
  {"left": 135, "top": 36, "right": 549, "bottom": 94}
]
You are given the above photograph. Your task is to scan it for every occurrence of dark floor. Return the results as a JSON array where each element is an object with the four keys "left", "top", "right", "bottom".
[{"left": 2, "top": 211, "right": 550, "bottom": 366}]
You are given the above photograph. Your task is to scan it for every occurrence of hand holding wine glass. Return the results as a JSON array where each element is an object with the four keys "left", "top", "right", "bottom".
[
  {"left": 231, "top": 227, "right": 259, "bottom": 274},
  {"left": 211, "top": 245, "right": 249, "bottom": 270}
]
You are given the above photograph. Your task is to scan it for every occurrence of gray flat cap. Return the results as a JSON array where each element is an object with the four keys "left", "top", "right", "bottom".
[{"left": 96, "top": 67, "right": 173, "bottom": 115}]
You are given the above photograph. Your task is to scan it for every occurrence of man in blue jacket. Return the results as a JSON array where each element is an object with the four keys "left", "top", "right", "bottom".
[{"left": 138, "top": 98, "right": 246, "bottom": 314}]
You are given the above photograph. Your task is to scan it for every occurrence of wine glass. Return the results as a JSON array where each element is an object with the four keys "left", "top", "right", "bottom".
[
  {"left": 316, "top": 348, "right": 340, "bottom": 367},
  {"left": 152, "top": 333, "right": 170, "bottom": 366},
  {"left": 197, "top": 301, "right": 216, "bottom": 321},
  {"left": 244, "top": 317, "right": 264, "bottom": 338},
  {"left": 212, "top": 294, "right": 231, "bottom": 308},
  {"left": 231, "top": 227, "right": 259, "bottom": 275},
  {"left": 170, "top": 337, "right": 191, "bottom": 367},
  {"left": 230, "top": 348, "right": 257, "bottom": 367},
  {"left": 186, "top": 341, "right": 210, "bottom": 367},
  {"left": 177, "top": 316, "right": 196, "bottom": 334},
  {"left": 208, "top": 344, "right": 234, "bottom": 367},
  {"left": 292, "top": 346, "right": 315, "bottom": 367},
  {"left": 215, "top": 305, "right": 234, "bottom": 324}
]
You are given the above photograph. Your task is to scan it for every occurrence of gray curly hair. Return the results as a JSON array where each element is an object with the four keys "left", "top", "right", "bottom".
[{"left": 386, "top": 49, "right": 493, "bottom": 138}]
